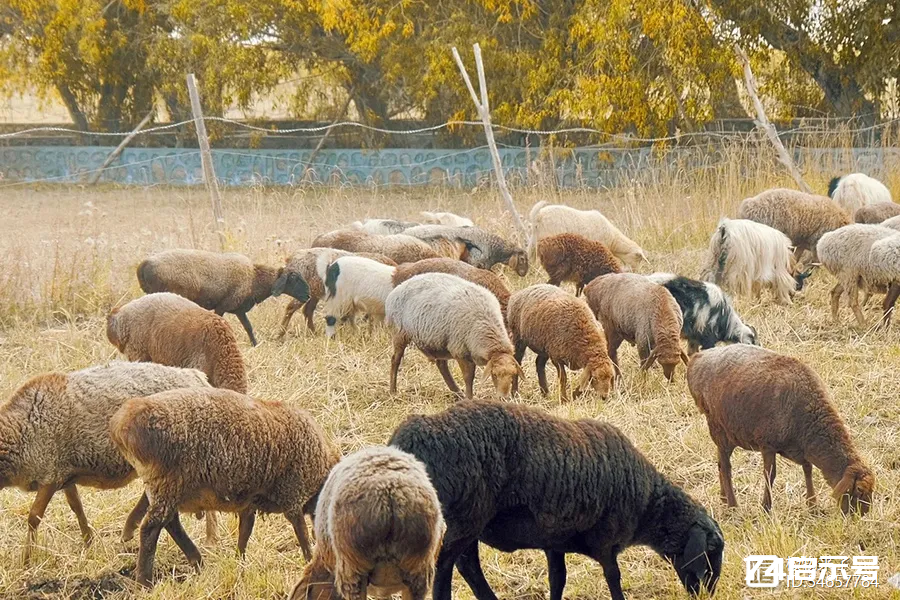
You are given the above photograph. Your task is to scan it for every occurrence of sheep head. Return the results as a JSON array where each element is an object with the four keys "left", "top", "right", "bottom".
[
  {"left": 740, "top": 324, "right": 758, "bottom": 346},
  {"left": 272, "top": 269, "right": 311, "bottom": 303},
  {"left": 288, "top": 561, "right": 339, "bottom": 600},
  {"left": 575, "top": 358, "right": 615, "bottom": 399},
  {"left": 486, "top": 354, "right": 524, "bottom": 398},
  {"left": 833, "top": 464, "right": 875, "bottom": 516},
  {"left": 672, "top": 518, "right": 725, "bottom": 597},
  {"left": 643, "top": 349, "right": 689, "bottom": 382},
  {"left": 507, "top": 250, "right": 529, "bottom": 277}
]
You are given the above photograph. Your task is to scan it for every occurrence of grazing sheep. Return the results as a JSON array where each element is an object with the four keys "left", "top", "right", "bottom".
[
  {"left": 537, "top": 233, "right": 622, "bottom": 295},
  {"left": 737, "top": 188, "right": 850, "bottom": 263},
  {"left": 138, "top": 249, "right": 306, "bottom": 346},
  {"left": 816, "top": 224, "right": 900, "bottom": 326},
  {"left": 0, "top": 362, "right": 210, "bottom": 564},
  {"left": 854, "top": 202, "right": 900, "bottom": 224},
  {"left": 828, "top": 173, "right": 893, "bottom": 215},
  {"left": 389, "top": 401, "right": 724, "bottom": 600},
  {"left": 700, "top": 218, "right": 808, "bottom": 305},
  {"left": 583, "top": 273, "right": 687, "bottom": 381},
  {"left": 868, "top": 235, "right": 900, "bottom": 326},
  {"left": 528, "top": 201, "right": 647, "bottom": 270},
  {"left": 277, "top": 249, "right": 397, "bottom": 337},
  {"left": 312, "top": 229, "right": 441, "bottom": 264},
  {"left": 110, "top": 387, "right": 340, "bottom": 587},
  {"left": 287, "top": 446, "right": 444, "bottom": 600},
  {"left": 351, "top": 218, "right": 420, "bottom": 235},
  {"left": 403, "top": 225, "right": 529, "bottom": 276},
  {"left": 688, "top": 344, "right": 875, "bottom": 514},
  {"left": 507, "top": 285, "right": 616, "bottom": 401},
  {"left": 646, "top": 273, "right": 757, "bottom": 354},
  {"left": 107, "top": 293, "right": 247, "bottom": 393},
  {"left": 320, "top": 255, "right": 397, "bottom": 338},
  {"left": 385, "top": 273, "right": 523, "bottom": 399},
  {"left": 420, "top": 211, "right": 474, "bottom": 227},
  {"left": 392, "top": 258, "right": 511, "bottom": 319}
]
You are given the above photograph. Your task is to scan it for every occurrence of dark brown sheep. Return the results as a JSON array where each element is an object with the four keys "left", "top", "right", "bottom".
[
  {"left": 537, "top": 233, "right": 622, "bottom": 295},
  {"left": 392, "top": 258, "right": 511, "bottom": 319},
  {"left": 687, "top": 344, "right": 875, "bottom": 515}
]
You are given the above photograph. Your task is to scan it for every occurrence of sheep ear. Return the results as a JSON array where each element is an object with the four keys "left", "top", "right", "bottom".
[
  {"left": 641, "top": 350, "right": 657, "bottom": 370},
  {"left": 832, "top": 471, "right": 857, "bottom": 500},
  {"left": 681, "top": 350, "right": 690, "bottom": 365},
  {"left": 272, "top": 272, "right": 288, "bottom": 296}
]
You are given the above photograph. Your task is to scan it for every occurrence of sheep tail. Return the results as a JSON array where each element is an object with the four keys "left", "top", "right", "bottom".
[
  {"left": 207, "top": 319, "right": 248, "bottom": 394},
  {"left": 325, "top": 261, "right": 340, "bottom": 301}
]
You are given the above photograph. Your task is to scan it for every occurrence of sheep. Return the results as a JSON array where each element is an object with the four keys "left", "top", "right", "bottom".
[
  {"left": 815, "top": 224, "right": 900, "bottom": 326},
  {"left": 110, "top": 387, "right": 340, "bottom": 587},
  {"left": 389, "top": 400, "right": 725, "bottom": 600},
  {"left": 645, "top": 273, "right": 757, "bottom": 354},
  {"left": 527, "top": 201, "right": 647, "bottom": 270},
  {"left": 320, "top": 255, "right": 397, "bottom": 338},
  {"left": 506, "top": 284, "right": 616, "bottom": 401},
  {"left": 537, "top": 233, "right": 622, "bottom": 295},
  {"left": 420, "top": 211, "right": 474, "bottom": 227},
  {"left": 853, "top": 202, "right": 900, "bottom": 224},
  {"left": 583, "top": 273, "right": 687, "bottom": 381},
  {"left": 828, "top": 173, "right": 893, "bottom": 215},
  {"left": 392, "top": 258, "right": 511, "bottom": 320},
  {"left": 287, "top": 446, "right": 445, "bottom": 600},
  {"left": 351, "top": 218, "right": 420, "bottom": 235},
  {"left": 700, "top": 218, "right": 810, "bottom": 305},
  {"left": 868, "top": 235, "right": 900, "bottom": 326},
  {"left": 880, "top": 214, "right": 900, "bottom": 231},
  {"left": 385, "top": 273, "right": 523, "bottom": 400},
  {"left": 737, "top": 188, "right": 850, "bottom": 263},
  {"left": 402, "top": 224, "right": 529, "bottom": 276},
  {"left": 687, "top": 344, "right": 875, "bottom": 514},
  {"left": 106, "top": 292, "right": 247, "bottom": 394},
  {"left": 277, "top": 249, "right": 397, "bottom": 337},
  {"left": 138, "top": 249, "right": 307, "bottom": 346},
  {"left": 312, "top": 229, "right": 443, "bottom": 264},
  {"left": 0, "top": 361, "right": 210, "bottom": 564}
]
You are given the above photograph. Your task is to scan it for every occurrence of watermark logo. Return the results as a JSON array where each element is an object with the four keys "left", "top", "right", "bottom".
[{"left": 745, "top": 555, "right": 879, "bottom": 588}]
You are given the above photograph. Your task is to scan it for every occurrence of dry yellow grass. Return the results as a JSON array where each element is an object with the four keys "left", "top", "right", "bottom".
[{"left": 0, "top": 171, "right": 898, "bottom": 600}]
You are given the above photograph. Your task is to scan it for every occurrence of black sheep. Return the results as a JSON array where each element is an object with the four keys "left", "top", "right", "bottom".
[
  {"left": 647, "top": 273, "right": 757, "bottom": 354},
  {"left": 388, "top": 401, "right": 724, "bottom": 600}
]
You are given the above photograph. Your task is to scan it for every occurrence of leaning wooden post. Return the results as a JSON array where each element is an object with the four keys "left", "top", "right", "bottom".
[
  {"left": 186, "top": 73, "right": 226, "bottom": 244},
  {"left": 452, "top": 44, "right": 527, "bottom": 239},
  {"left": 734, "top": 44, "right": 811, "bottom": 193},
  {"left": 88, "top": 111, "right": 154, "bottom": 184}
]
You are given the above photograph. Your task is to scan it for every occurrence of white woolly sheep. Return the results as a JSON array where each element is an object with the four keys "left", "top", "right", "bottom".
[
  {"left": 351, "top": 218, "right": 420, "bottom": 235},
  {"left": 288, "top": 446, "right": 445, "bottom": 600},
  {"left": 868, "top": 235, "right": 900, "bottom": 326},
  {"left": 320, "top": 255, "right": 397, "bottom": 338},
  {"left": 881, "top": 215, "right": 900, "bottom": 231},
  {"left": 386, "top": 273, "right": 523, "bottom": 399},
  {"left": 828, "top": 173, "right": 893, "bottom": 215},
  {"left": 420, "top": 211, "right": 474, "bottom": 227},
  {"left": 527, "top": 201, "right": 647, "bottom": 269}
]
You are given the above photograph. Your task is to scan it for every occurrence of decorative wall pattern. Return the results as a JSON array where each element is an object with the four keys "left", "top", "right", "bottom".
[{"left": 2, "top": 146, "right": 898, "bottom": 187}]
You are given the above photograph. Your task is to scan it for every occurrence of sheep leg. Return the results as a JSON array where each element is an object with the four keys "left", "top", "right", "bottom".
[
  {"left": 433, "top": 537, "right": 476, "bottom": 600},
  {"left": 236, "top": 311, "right": 258, "bottom": 346},
  {"left": 512, "top": 340, "right": 527, "bottom": 395},
  {"left": 401, "top": 574, "right": 431, "bottom": 600},
  {"left": 279, "top": 300, "right": 303, "bottom": 338},
  {"left": 848, "top": 284, "right": 867, "bottom": 328},
  {"left": 761, "top": 451, "right": 777, "bottom": 512},
  {"left": 546, "top": 550, "right": 567, "bottom": 600},
  {"left": 136, "top": 502, "right": 176, "bottom": 587},
  {"left": 553, "top": 360, "right": 569, "bottom": 402},
  {"left": 63, "top": 484, "right": 94, "bottom": 547},
  {"left": 287, "top": 512, "right": 313, "bottom": 561},
  {"left": 204, "top": 511, "right": 218, "bottom": 545},
  {"left": 237, "top": 509, "right": 256, "bottom": 557},
  {"left": 802, "top": 462, "right": 816, "bottom": 507},
  {"left": 122, "top": 492, "right": 150, "bottom": 543},
  {"left": 303, "top": 298, "right": 319, "bottom": 332},
  {"left": 717, "top": 446, "right": 737, "bottom": 507},
  {"left": 830, "top": 283, "right": 844, "bottom": 323},
  {"left": 23, "top": 485, "right": 56, "bottom": 565},
  {"left": 457, "top": 359, "right": 476, "bottom": 400},
  {"left": 599, "top": 555, "right": 625, "bottom": 600},
  {"left": 435, "top": 360, "right": 462, "bottom": 396},
  {"left": 340, "top": 576, "right": 368, "bottom": 600},
  {"left": 454, "top": 541, "right": 499, "bottom": 600},
  {"left": 535, "top": 354, "right": 550, "bottom": 395},
  {"left": 880, "top": 282, "right": 900, "bottom": 328},
  {"left": 606, "top": 335, "right": 622, "bottom": 376},
  {"left": 575, "top": 283, "right": 584, "bottom": 297},
  {"left": 164, "top": 513, "right": 202, "bottom": 570},
  {"left": 389, "top": 334, "right": 409, "bottom": 394}
]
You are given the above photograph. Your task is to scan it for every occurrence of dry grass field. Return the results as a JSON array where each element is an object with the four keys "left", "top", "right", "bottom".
[{"left": 0, "top": 165, "right": 898, "bottom": 599}]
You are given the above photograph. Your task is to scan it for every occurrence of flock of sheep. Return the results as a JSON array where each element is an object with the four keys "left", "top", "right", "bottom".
[{"left": 1, "top": 174, "right": 893, "bottom": 599}]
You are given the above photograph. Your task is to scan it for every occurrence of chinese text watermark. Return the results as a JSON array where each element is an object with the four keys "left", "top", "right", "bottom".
[{"left": 745, "top": 555, "right": 879, "bottom": 588}]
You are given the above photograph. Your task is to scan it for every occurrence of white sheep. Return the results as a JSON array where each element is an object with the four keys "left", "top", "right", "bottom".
[
  {"left": 701, "top": 218, "right": 803, "bottom": 305},
  {"left": 319, "top": 255, "right": 397, "bottom": 338},
  {"left": 527, "top": 201, "right": 647, "bottom": 269},
  {"left": 420, "top": 211, "right": 474, "bottom": 227},
  {"left": 385, "top": 272, "right": 523, "bottom": 399},
  {"left": 828, "top": 173, "right": 893, "bottom": 215},
  {"left": 881, "top": 215, "right": 900, "bottom": 231},
  {"left": 350, "top": 218, "right": 420, "bottom": 235}
]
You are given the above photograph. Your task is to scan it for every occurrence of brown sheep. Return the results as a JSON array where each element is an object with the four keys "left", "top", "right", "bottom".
[
  {"left": 537, "top": 233, "right": 622, "bottom": 296},
  {"left": 854, "top": 202, "right": 900, "bottom": 224},
  {"left": 392, "top": 258, "right": 511, "bottom": 319},
  {"left": 311, "top": 229, "right": 443, "bottom": 264},
  {"left": 507, "top": 284, "right": 616, "bottom": 401},
  {"left": 584, "top": 273, "right": 687, "bottom": 381},
  {"left": 278, "top": 249, "right": 397, "bottom": 336},
  {"left": 107, "top": 292, "right": 247, "bottom": 393},
  {"left": 687, "top": 344, "right": 875, "bottom": 514},
  {"left": 137, "top": 249, "right": 308, "bottom": 346},
  {"left": 110, "top": 387, "right": 340, "bottom": 587}
]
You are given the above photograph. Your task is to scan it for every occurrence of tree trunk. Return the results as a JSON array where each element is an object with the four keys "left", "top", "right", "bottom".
[{"left": 56, "top": 83, "right": 89, "bottom": 133}]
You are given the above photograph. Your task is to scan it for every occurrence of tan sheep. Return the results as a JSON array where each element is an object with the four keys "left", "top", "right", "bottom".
[
  {"left": 507, "top": 284, "right": 616, "bottom": 401},
  {"left": 288, "top": 446, "right": 444, "bottom": 600},
  {"left": 392, "top": 258, "right": 511, "bottom": 319},
  {"left": 537, "top": 233, "right": 622, "bottom": 295},
  {"left": 584, "top": 273, "right": 687, "bottom": 381},
  {"left": 311, "top": 229, "right": 443, "bottom": 264},
  {"left": 0, "top": 362, "right": 210, "bottom": 564},
  {"left": 110, "top": 387, "right": 340, "bottom": 587},
  {"left": 107, "top": 292, "right": 247, "bottom": 393},
  {"left": 854, "top": 202, "right": 900, "bottom": 224}
]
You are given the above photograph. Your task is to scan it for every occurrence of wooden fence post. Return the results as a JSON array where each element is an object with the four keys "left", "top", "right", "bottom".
[
  {"left": 186, "top": 73, "right": 226, "bottom": 244},
  {"left": 452, "top": 44, "right": 527, "bottom": 239},
  {"left": 88, "top": 111, "right": 154, "bottom": 184}
]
